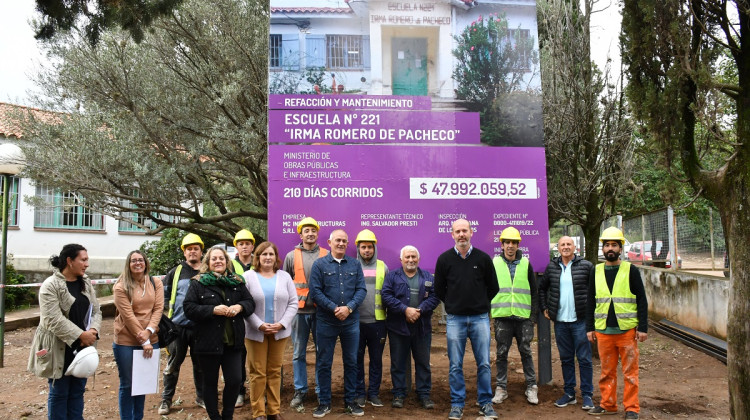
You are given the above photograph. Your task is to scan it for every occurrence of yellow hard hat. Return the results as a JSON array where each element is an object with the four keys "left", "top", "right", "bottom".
[
  {"left": 600, "top": 227, "right": 626, "bottom": 244},
  {"left": 297, "top": 217, "right": 320, "bottom": 234},
  {"left": 181, "top": 233, "right": 204, "bottom": 251},
  {"left": 233, "top": 229, "right": 256, "bottom": 246},
  {"left": 499, "top": 226, "right": 522, "bottom": 242},
  {"left": 355, "top": 229, "right": 377, "bottom": 245}
]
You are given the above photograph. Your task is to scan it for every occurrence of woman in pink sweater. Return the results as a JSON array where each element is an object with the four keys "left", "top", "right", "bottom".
[{"left": 113, "top": 250, "right": 164, "bottom": 420}]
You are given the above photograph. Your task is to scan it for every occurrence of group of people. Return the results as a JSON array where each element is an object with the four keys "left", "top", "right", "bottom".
[{"left": 27, "top": 217, "right": 648, "bottom": 420}]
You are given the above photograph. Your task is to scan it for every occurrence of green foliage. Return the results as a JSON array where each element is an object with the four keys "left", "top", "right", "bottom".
[
  {"left": 452, "top": 13, "right": 541, "bottom": 145},
  {"left": 24, "top": 0, "right": 269, "bottom": 244},
  {"left": 34, "top": 0, "right": 185, "bottom": 44},
  {"left": 269, "top": 67, "right": 336, "bottom": 95},
  {"left": 3, "top": 261, "right": 32, "bottom": 309},
  {"left": 140, "top": 229, "right": 185, "bottom": 276}
]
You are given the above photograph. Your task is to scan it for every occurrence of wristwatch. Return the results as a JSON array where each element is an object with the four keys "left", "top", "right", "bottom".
[{"left": 346, "top": 305, "right": 353, "bottom": 314}]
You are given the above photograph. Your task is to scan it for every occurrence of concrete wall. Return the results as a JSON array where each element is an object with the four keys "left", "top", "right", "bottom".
[{"left": 638, "top": 266, "right": 728, "bottom": 340}]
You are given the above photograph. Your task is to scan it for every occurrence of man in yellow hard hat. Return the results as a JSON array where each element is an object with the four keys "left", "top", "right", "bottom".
[
  {"left": 491, "top": 226, "right": 539, "bottom": 406},
  {"left": 586, "top": 227, "right": 648, "bottom": 420},
  {"left": 232, "top": 229, "right": 255, "bottom": 274},
  {"left": 159, "top": 233, "right": 205, "bottom": 415},
  {"left": 230, "top": 229, "right": 255, "bottom": 408},
  {"left": 282, "top": 217, "right": 328, "bottom": 411},
  {"left": 353, "top": 229, "right": 389, "bottom": 409}
]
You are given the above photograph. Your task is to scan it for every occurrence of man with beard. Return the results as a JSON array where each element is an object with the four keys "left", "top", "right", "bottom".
[
  {"left": 158, "top": 233, "right": 206, "bottom": 415},
  {"left": 586, "top": 227, "right": 648, "bottom": 420},
  {"left": 308, "top": 229, "right": 367, "bottom": 417},
  {"left": 540, "top": 236, "right": 594, "bottom": 410},
  {"left": 434, "top": 219, "right": 499, "bottom": 420},
  {"left": 282, "top": 217, "right": 328, "bottom": 411},
  {"left": 490, "top": 226, "right": 539, "bottom": 406}
]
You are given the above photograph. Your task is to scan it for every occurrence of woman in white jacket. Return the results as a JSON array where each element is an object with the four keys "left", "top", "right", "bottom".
[
  {"left": 243, "top": 241, "right": 298, "bottom": 420},
  {"left": 28, "top": 244, "right": 102, "bottom": 420}
]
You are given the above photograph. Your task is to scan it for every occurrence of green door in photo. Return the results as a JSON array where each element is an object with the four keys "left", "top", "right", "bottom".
[{"left": 392, "top": 38, "right": 428, "bottom": 96}]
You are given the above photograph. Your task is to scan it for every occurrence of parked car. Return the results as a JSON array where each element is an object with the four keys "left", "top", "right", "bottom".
[{"left": 626, "top": 240, "right": 682, "bottom": 269}]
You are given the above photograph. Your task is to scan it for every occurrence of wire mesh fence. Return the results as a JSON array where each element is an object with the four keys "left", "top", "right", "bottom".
[{"left": 565, "top": 206, "right": 728, "bottom": 275}]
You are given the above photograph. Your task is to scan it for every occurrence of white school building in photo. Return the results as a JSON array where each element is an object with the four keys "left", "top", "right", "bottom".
[{"left": 270, "top": 0, "right": 540, "bottom": 97}]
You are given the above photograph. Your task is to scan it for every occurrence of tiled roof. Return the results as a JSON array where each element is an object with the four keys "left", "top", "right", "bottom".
[
  {"left": 271, "top": 7, "right": 352, "bottom": 13},
  {"left": 0, "top": 102, "right": 64, "bottom": 139}
]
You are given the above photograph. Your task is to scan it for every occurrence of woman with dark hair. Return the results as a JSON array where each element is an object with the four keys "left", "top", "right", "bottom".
[
  {"left": 113, "top": 250, "right": 164, "bottom": 420},
  {"left": 243, "top": 241, "right": 297, "bottom": 420},
  {"left": 183, "top": 246, "right": 254, "bottom": 420},
  {"left": 28, "top": 244, "right": 102, "bottom": 420}
]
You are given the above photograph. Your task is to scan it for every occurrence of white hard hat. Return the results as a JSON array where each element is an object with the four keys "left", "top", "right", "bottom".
[{"left": 65, "top": 346, "right": 99, "bottom": 378}]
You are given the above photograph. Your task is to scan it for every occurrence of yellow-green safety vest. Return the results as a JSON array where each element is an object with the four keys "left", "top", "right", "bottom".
[
  {"left": 232, "top": 259, "right": 253, "bottom": 275},
  {"left": 594, "top": 261, "right": 638, "bottom": 331},
  {"left": 490, "top": 257, "right": 531, "bottom": 318},
  {"left": 167, "top": 265, "right": 183, "bottom": 318},
  {"left": 374, "top": 260, "right": 386, "bottom": 321}
]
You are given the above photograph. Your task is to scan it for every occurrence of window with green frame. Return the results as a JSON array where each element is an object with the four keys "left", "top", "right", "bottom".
[
  {"left": 34, "top": 184, "right": 104, "bottom": 230},
  {"left": 0, "top": 176, "right": 20, "bottom": 227},
  {"left": 118, "top": 196, "right": 176, "bottom": 232}
]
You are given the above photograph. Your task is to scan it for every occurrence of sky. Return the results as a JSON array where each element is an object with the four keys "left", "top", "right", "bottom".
[
  {"left": 0, "top": 0, "right": 46, "bottom": 107},
  {"left": 0, "top": 0, "right": 623, "bottom": 108}
]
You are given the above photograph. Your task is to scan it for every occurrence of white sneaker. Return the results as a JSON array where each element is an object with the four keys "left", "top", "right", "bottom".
[
  {"left": 492, "top": 387, "right": 508, "bottom": 404},
  {"left": 525, "top": 385, "right": 539, "bottom": 405},
  {"left": 235, "top": 394, "right": 244, "bottom": 408}
]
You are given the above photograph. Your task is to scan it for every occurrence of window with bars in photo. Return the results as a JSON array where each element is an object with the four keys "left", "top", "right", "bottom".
[
  {"left": 507, "top": 29, "right": 531, "bottom": 70},
  {"left": 0, "top": 176, "right": 20, "bottom": 227},
  {"left": 326, "top": 35, "right": 364, "bottom": 69},
  {"left": 34, "top": 184, "right": 104, "bottom": 230},
  {"left": 118, "top": 195, "right": 177, "bottom": 233},
  {"left": 269, "top": 34, "right": 282, "bottom": 68}
]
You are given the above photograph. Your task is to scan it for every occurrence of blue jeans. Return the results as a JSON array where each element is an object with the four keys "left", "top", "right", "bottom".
[
  {"left": 291, "top": 313, "right": 319, "bottom": 395},
  {"left": 445, "top": 313, "right": 493, "bottom": 407},
  {"left": 388, "top": 324, "right": 432, "bottom": 399},
  {"left": 316, "top": 318, "right": 359, "bottom": 406},
  {"left": 356, "top": 321, "right": 386, "bottom": 399},
  {"left": 554, "top": 319, "right": 593, "bottom": 397},
  {"left": 48, "top": 375, "right": 87, "bottom": 420},
  {"left": 113, "top": 342, "right": 160, "bottom": 420},
  {"left": 494, "top": 318, "right": 537, "bottom": 388}
]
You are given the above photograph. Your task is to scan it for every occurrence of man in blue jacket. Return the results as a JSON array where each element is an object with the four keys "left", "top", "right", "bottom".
[
  {"left": 308, "top": 229, "right": 367, "bottom": 418},
  {"left": 381, "top": 245, "right": 441, "bottom": 410}
]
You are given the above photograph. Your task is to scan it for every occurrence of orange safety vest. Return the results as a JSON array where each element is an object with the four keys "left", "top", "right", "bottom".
[{"left": 294, "top": 247, "right": 328, "bottom": 308}]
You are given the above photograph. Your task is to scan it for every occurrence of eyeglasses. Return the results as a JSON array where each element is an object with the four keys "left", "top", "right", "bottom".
[{"left": 130, "top": 259, "right": 145, "bottom": 264}]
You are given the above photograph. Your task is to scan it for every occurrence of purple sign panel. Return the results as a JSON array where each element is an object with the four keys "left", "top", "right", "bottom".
[
  {"left": 269, "top": 144, "right": 550, "bottom": 271},
  {"left": 270, "top": 94, "right": 432, "bottom": 111},
  {"left": 269, "top": 110, "right": 480, "bottom": 144}
]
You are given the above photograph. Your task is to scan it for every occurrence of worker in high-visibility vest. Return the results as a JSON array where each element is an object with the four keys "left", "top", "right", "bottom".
[
  {"left": 490, "top": 226, "right": 539, "bottom": 406},
  {"left": 353, "top": 229, "right": 389, "bottom": 409},
  {"left": 281, "top": 217, "right": 328, "bottom": 411},
  {"left": 232, "top": 229, "right": 255, "bottom": 275},
  {"left": 585, "top": 227, "right": 648, "bottom": 420},
  {"left": 231, "top": 229, "right": 255, "bottom": 408},
  {"left": 159, "top": 233, "right": 205, "bottom": 415}
]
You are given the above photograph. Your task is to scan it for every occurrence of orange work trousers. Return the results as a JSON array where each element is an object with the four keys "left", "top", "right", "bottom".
[
  {"left": 245, "top": 336, "right": 290, "bottom": 418},
  {"left": 595, "top": 328, "right": 640, "bottom": 413}
]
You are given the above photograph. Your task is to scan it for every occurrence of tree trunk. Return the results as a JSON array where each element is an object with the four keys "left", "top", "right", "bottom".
[
  {"left": 582, "top": 222, "right": 601, "bottom": 265},
  {"left": 723, "top": 198, "right": 750, "bottom": 419}
]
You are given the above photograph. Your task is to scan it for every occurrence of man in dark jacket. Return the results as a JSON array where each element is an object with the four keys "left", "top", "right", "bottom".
[
  {"left": 381, "top": 245, "right": 440, "bottom": 410},
  {"left": 434, "top": 219, "right": 499, "bottom": 420},
  {"left": 540, "top": 236, "right": 594, "bottom": 410}
]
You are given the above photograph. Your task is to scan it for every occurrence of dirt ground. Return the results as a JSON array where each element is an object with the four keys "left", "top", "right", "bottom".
[{"left": 0, "top": 318, "right": 728, "bottom": 420}]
